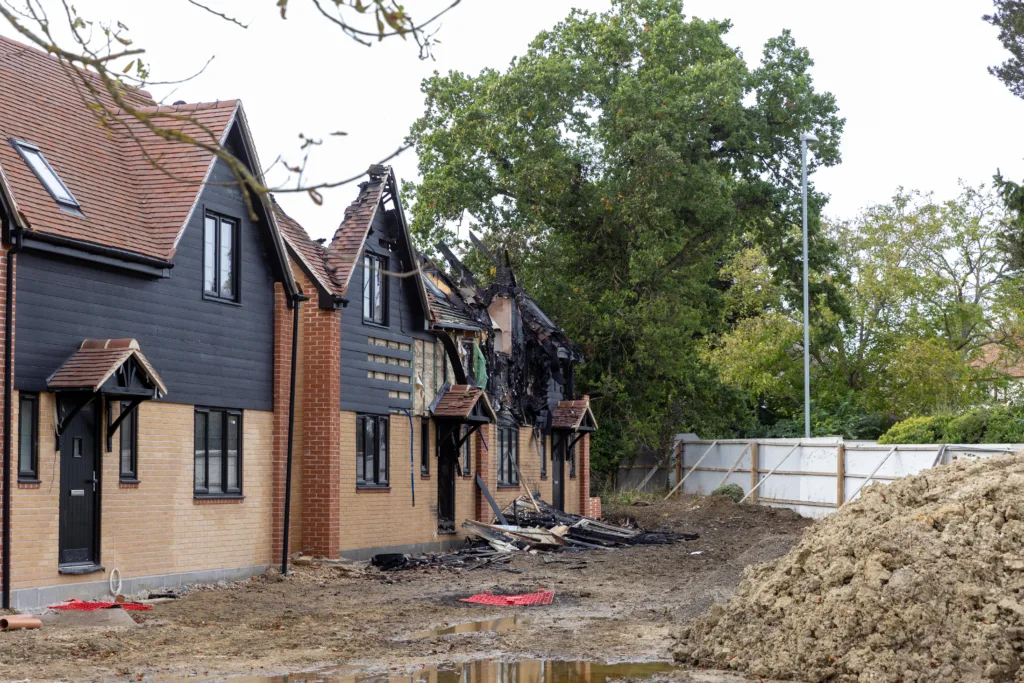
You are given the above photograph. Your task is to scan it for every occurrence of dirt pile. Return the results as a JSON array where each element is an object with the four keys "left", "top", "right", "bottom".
[{"left": 675, "top": 453, "right": 1024, "bottom": 682}]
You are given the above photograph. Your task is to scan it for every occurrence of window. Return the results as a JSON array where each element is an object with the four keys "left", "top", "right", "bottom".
[
  {"left": 119, "top": 402, "right": 139, "bottom": 481},
  {"left": 539, "top": 432, "right": 547, "bottom": 478},
  {"left": 362, "top": 253, "right": 387, "bottom": 325},
  {"left": 11, "top": 139, "right": 79, "bottom": 210},
  {"left": 461, "top": 425, "right": 472, "bottom": 476},
  {"left": 461, "top": 339, "right": 475, "bottom": 384},
  {"left": 18, "top": 393, "right": 38, "bottom": 480},
  {"left": 420, "top": 418, "right": 430, "bottom": 476},
  {"left": 203, "top": 212, "right": 239, "bottom": 302},
  {"left": 357, "top": 414, "right": 389, "bottom": 487},
  {"left": 570, "top": 441, "right": 576, "bottom": 478},
  {"left": 498, "top": 426, "right": 518, "bottom": 486},
  {"left": 194, "top": 408, "right": 243, "bottom": 496}
]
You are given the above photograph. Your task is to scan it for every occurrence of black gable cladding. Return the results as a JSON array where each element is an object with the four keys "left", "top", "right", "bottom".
[
  {"left": 14, "top": 151, "right": 277, "bottom": 411},
  {"left": 339, "top": 206, "right": 431, "bottom": 414}
]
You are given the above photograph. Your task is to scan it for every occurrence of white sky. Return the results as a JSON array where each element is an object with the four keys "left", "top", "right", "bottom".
[{"left": 2, "top": 0, "right": 1022, "bottom": 242}]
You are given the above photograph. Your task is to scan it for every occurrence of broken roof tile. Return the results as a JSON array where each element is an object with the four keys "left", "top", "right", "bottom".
[
  {"left": 551, "top": 396, "right": 597, "bottom": 431},
  {"left": 322, "top": 177, "right": 386, "bottom": 296},
  {"left": 433, "top": 385, "right": 496, "bottom": 422}
]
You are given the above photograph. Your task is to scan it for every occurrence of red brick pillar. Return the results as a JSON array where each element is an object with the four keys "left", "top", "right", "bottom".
[
  {"left": 475, "top": 423, "right": 495, "bottom": 522},
  {"left": 301, "top": 303, "right": 341, "bottom": 556},
  {"left": 271, "top": 284, "right": 292, "bottom": 563},
  {"left": 579, "top": 433, "right": 591, "bottom": 517}
]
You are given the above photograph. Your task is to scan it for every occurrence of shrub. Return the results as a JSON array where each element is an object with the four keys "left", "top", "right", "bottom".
[
  {"left": 711, "top": 483, "right": 744, "bottom": 503},
  {"left": 878, "top": 415, "right": 951, "bottom": 444},
  {"left": 943, "top": 410, "right": 990, "bottom": 444},
  {"left": 984, "top": 407, "right": 1024, "bottom": 443}
]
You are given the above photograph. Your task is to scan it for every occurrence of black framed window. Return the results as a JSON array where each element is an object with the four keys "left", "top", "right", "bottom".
[
  {"left": 570, "top": 441, "right": 576, "bottom": 478},
  {"left": 420, "top": 418, "right": 430, "bottom": 476},
  {"left": 539, "top": 432, "right": 547, "bottom": 478},
  {"left": 194, "top": 408, "right": 243, "bottom": 496},
  {"left": 362, "top": 253, "right": 387, "bottom": 325},
  {"left": 357, "top": 414, "right": 389, "bottom": 487},
  {"left": 203, "top": 212, "right": 239, "bottom": 302},
  {"left": 498, "top": 426, "right": 518, "bottom": 486},
  {"left": 18, "top": 393, "right": 38, "bottom": 480},
  {"left": 119, "top": 402, "right": 139, "bottom": 481},
  {"left": 461, "top": 425, "right": 472, "bottom": 476}
]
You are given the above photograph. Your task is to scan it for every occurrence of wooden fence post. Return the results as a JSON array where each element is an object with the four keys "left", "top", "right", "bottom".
[
  {"left": 749, "top": 441, "right": 759, "bottom": 503},
  {"left": 836, "top": 443, "right": 845, "bottom": 508}
]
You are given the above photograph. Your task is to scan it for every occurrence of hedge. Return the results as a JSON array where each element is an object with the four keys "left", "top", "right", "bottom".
[{"left": 878, "top": 407, "right": 1024, "bottom": 444}]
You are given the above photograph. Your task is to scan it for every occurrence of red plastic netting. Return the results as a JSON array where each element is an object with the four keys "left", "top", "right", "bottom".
[
  {"left": 459, "top": 590, "right": 554, "bottom": 606},
  {"left": 47, "top": 599, "right": 152, "bottom": 612}
]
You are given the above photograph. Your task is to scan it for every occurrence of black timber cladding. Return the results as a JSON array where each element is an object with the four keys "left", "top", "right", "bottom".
[
  {"left": 15, "top": 149, "right": 278, "bottom": 411},
  {"left": 340, "top": 208, "right": 431, "bottom": 414}
]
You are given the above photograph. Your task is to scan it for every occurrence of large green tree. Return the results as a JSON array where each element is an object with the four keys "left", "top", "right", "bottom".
[{"left": 406, "top": 0, "right": 844, "bottom": 476}]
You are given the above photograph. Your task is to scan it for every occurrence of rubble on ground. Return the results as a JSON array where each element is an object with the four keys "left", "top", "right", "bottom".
[
  {"left": 676, "top": 453, "right": 1024, "bottom": 682},
  {"left": 372, "top": 496, "right": 698, "bottom": 571}
]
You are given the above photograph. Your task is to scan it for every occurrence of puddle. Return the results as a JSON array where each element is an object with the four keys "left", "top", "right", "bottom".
[
  {"left": 406, "top": 617, "right": 526, "bottom": 639},
  {"left": 182, "top": 659, "right": 681, "bottom": 683}
]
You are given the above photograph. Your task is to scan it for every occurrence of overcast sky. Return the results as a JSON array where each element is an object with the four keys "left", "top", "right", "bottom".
[{"left": 3, "top": 1, "right": 1022, "bottom": 242}]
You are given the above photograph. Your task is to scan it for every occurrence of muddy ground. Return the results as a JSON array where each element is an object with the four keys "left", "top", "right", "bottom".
[{"left": 0, "top": 496, "right": 810, "bottom": 682}]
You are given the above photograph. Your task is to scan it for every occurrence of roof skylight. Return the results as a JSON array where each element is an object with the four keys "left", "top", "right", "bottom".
[{"left": 10, "top": 139, "right": 80, "bottom": 210}]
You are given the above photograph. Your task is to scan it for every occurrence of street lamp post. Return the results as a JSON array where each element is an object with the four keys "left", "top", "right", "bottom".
[{"left": 800, "top": 132, "right": 818, "bottom": 440}]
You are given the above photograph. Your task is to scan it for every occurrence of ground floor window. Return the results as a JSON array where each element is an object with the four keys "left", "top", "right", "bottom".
[
  {"left": 461, "top": 425, "right": 472, "bottom": 475},
  {"left": 498, "top": 426, "right": 518, "bottom": 486},
  {"left": 357, "top": 414, "right": 389, "bottom": 487},
  {"left": 421, "top": 418, "right": 430, "bottom": 476},
  {"left": 194, "top": 407, "right": 242, "bottom": 496},
  {"left": 18, "top": 393, "right": 38, "bottom": 480},
  {"left": 539, "top": 431, "right": 547, "bottom": 478},
  {"left": 119, "top": 402, "right": 139, "bottom": 481},
  {"left": 569, "top": 440, "right": 576, "bottom": 478}
]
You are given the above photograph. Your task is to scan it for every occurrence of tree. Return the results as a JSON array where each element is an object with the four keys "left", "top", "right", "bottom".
[
  {"left": 406, "top": 0, "right": 845, "bottom": 471},
  {"left": 985, "top": 1, "right": 1024, "bottom": 99}
]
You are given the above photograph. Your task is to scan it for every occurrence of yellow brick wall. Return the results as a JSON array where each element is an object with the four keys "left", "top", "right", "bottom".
[
  {"left": 338, "top": 411, "right": 478, "bottom": 551},
  {"left": 10, "top": 392, "right": 276, "bottom": 591}
]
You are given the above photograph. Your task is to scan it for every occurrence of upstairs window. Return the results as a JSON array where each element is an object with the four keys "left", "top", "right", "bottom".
[
  {"left": 11, "top": 139, "right": 80, "bottom": 211},
  {"left": 204, "top": 212, "right": 239, "bottom": 302},
  {"left": 363, "top": 253, "right": 387, "bottom": 325}
]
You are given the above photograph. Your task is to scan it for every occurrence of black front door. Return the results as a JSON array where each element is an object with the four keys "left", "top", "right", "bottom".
[
  {"left": 58, "top": 398, "right": 100, "bottom": 567},
  {"left": 437, "top": 427, "right": 457, "bottom": 533},
  {"left": 552, "top": 434, "right": 565, "bottom": 512}
]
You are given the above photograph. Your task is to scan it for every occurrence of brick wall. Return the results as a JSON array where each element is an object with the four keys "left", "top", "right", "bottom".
[{"left": 10, "top": 394, "right": 275, "bottom": 591}]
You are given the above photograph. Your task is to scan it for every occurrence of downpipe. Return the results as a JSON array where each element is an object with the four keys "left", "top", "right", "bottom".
[
  {"left": 2, "top": 222, "right": 22, "bottom": 609},
  {"left": 281, "top": 292, "right": 308, "bottom": 575}
]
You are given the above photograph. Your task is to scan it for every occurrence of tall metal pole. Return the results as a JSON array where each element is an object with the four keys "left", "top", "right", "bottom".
[{"left": 800, "top": 134, "right": 815, "bottom": 439}]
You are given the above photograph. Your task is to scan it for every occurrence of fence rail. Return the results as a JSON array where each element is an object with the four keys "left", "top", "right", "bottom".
[{"left": 660, "top": 438, "right": 1023, "bottom": 518}]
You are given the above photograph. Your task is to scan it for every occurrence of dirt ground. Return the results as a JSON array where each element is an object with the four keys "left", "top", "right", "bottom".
[{"left": 0, "top": 495, "right": 810, "bottom": 682}]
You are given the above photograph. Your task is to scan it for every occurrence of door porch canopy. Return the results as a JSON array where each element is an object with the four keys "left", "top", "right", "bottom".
[{"left": 46, "top": 338, "right": 167, "bottom": 449}]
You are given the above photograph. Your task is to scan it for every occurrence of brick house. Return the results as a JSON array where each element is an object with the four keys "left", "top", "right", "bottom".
[
  {"left": 0, "top": 34, "right": 596, "bottom": 607},
  {"left": 0, "top": 36, "right": 302, "bottom": 609},
  {"left": 276, "top": 167, "right": 600, "bottom": 559}
]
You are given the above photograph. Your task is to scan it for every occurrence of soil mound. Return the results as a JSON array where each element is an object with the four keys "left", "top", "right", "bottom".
[{"left": 675, "top": 453, "right": 1024, "bottom": 682}]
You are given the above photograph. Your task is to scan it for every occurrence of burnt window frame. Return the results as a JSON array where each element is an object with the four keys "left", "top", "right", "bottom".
[
  {"left": 569, "top": 441, "right": 577, "bottom": 479},
  {"left": 461, "top": 424, "right": 472, "bottom": 476},
  {"left": 18, "top": 393, "right": 39, "bottom": 481},
  {"left": 119, "top": 401, "right": 139, "bottom": 482},
  {"left": 539, "top": 431, "right": 547, "bottom": 479},
  {"left": 10, "top": 138, "right": 81, "bottom": 213},
  {"left": 420, "top": 417, "right": 430, "bottom": 476},
  {"left": 362, "top": 252, "right": 388, "bottom": 326},
  {"left": 356, "top": 414, "right": 389, "bottom": 488},
  {"left": 202, "top": 210, "right": 241, "bottom": 304},
  {"left": 194, "top": 407, "right": 243, "bottom": 498},
  {"left": 498, "top": 426, "right": 519, "bottom": 487}
]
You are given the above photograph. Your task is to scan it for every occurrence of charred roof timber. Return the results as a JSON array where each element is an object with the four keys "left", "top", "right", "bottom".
[{"left": 431, "top": 234, "right": 581, "bottom": 430}]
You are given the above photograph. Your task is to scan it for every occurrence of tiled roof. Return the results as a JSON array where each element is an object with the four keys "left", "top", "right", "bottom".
[
  {"left": 433, "top": 385, "right": 496, "bottom": 421},
  {"left": 323, "top": 178, "right": 386, "bottom": 295},
  {"left": 47, "top": 339, "right": 168, "bottom": 396},
  {"left": 551, "top": 396, "right": 597, "bottom": 431},
  {"left": 0, "top": 35, "right": 236, "bottom": 261},
  {"left": 274, "top": 200, "right": 337, "bottom": 296},
  {"left": 970, "top": 343, "right": 1024, "bottom": 378}
]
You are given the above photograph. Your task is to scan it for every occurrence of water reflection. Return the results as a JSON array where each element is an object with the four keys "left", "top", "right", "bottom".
[
  {"left": 407, "top": 617, "right": 526, "bottom": 639},
  {"left": 212, "top": 659, "right": 679, "bottom": 683}
]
